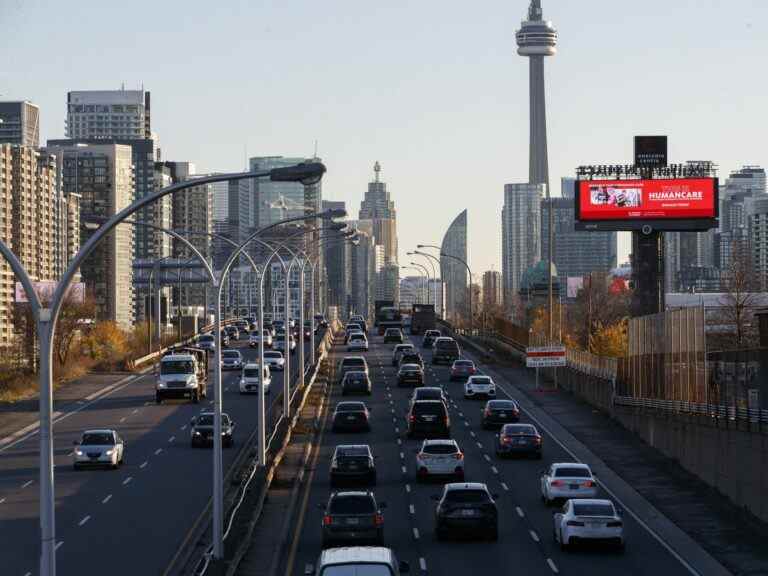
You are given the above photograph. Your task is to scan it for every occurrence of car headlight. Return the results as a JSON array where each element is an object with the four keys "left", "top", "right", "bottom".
[
  {"left": 105, "top": 449, "right": 114, "bottom": 456},
  {"left": 75, "top": 449, "right": 83, "bottom": 456},
  {"left": 158, "top": 382, "right": 166, "bottom": 388}
]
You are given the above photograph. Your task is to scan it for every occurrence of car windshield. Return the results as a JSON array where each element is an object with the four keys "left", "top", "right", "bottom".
[
  {"left": 81, "top": 433, "right": 113, "bottom": 445},
  {"left": 160, "top": 360, "right": 193, "bottom": 374},
  {"left": 320, "top": 565, "right": 393, "bottom": 576},
  {"left": 223, "top": 351, "right": 240, "bottom": 359},
  {"left": 336, "top": 403, "right": 365, "bottom": 412},
  {"left": 243, "top": 368, "right": 261, "bottom": 378},
  {"left": 199, "top": 335, "right": 214, "bottom": 342},
  {"left": 196, "top": 415, "right": 229, "bottom": 426},
  {"left": 328, "top": 495, "right": 376, "bottom": 514},
  {"left": 573, "top": 503, "right": 615, "bottom": 517},
  {"left": 555, "top": 467, "right": 591, "bottom": 478},
  {"left": 400, "top": 364, "right": 420, "bottom": 372},
  {"left": 422, "top": 444, "right": 457, "bottom": 455},
  {"left": 265, "top": 352, "right": 283, "bottom": 359},
  {"left": 503, "top": 425, "right": 536, "bottom": 436},
  {"left": 350, "top": 335, "right": 365, "bottom": 341},
  {"left": 342, "top": 359, "right": 366, "bottom": 368},
  {"left": 444, "top": 489, "right": 489, "bottom": 503}
]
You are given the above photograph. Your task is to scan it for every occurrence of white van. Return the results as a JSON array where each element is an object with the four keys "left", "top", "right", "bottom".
[{"left": 239, "top": 362, "right": 271, "bottom": 394}]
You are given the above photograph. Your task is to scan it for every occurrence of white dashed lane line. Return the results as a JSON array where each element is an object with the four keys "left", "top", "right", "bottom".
[
  {"left": 419, "top": 557, "right": 427, "bottom": 572},
  {"left": 483, "top": 454, "right": 491, "bottom": 462},
  {"left": 469, "top": 431, "right": 476, "bottom": 438},
  {"left": 154, "top": 448, "right": 163, "bottom": 456},
  {"left": 405, "top": 484, "right": 411, "bottom": 493},
  {"left": 131, "top": 409, "right": 139, "bottom": 415},
  {"left": 140, "top": 461, "right": 148, "bottom": 469},
  {"left": 412, "top": 527, "right": 420, "bottom": 539},
  {"left": 168, "top": 436, "right": 175, "bottom": 443},
  {"left": 502, "top": 483, "right": 510, "bottom": 492},
  {"left": 491, "top": 466, "right": 499, "bottom": 475},
  {"left": 547, "top": 558, "right": 559, "bottom": 573},
  {"left": 180, "top": 425, "right": 187, "bottom": 431},
  {"left": 21, "top": 480, "right": 33, "bottom": 489},
  {"left": 399, "top": 452, "right": 404, "bottom": 460},
  {"left": 122, "top": 476, "right": 133, "bottom": 486},
  {"left": 516, "top": 506, "right": 525, "bottom": 517},
  {"left": 78, "top": 515, "right": 90, "bottom": 527},
  {"left": 0, "top": 497, "right": 5, "bottom": 504},
  {"left": 54, "top": 541, "right": 63, "bottom": 551},
  {"left": 102, "top": 494, "right": 112, "bottom": 504},
  {"left": 529, "top": 529, "right": 540, "bottom": 543},
  {"left": 476, "top": 442, "right": 483, "bottom": 449},
  {"left": 401, "top": 466, "right": 407, "bottom": 474},
  {"left": 409, "top": 504, "right": 415, "bottom": 514}
]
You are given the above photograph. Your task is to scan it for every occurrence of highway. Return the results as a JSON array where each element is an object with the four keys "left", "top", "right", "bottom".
[
  {"left": 284, "top": 331, "right": 696, "bottom": 576},
  {"left": 0, "top": 333, "right": 317, "bottom": 576}
]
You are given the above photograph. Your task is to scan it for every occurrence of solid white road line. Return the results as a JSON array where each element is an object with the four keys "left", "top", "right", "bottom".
[
  {"left": 547, "top": 558, "right": 559, "bottom": 573},
  {"left": 412, "top": 527, "right": 420, "bottom": 539},
  {"left": 102, "top": 494, "right": 112, "bottom": 504},
  {"left": 529, "top": 529, "right": 540, "bottom": 542},
  {"left": 21, "top": 480, "right": 33, "bottom": 489},
  {"left": 140, "top": 461, "right": 148, "bottom": 469},
  {"left": 78, "top": 515, "right": 90, "bottom": 527},
  {"left": 154, "top": 448, "right": 163, "bottom": 456},
  {"left": 122, "top": 477, "right": 132, "bottom": 486},
  {"left": 516, "top": 506, "right": 524, "bottom": 517},
  {"left": 419, "top": 558, "right": 427, "bottom": 572}
]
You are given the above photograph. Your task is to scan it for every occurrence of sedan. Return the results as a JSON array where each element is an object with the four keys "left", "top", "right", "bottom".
[
  {"left": 541, "top": 463, "right": 599, "bottom": 505},
  {"left": 249, "top": 329, "right": 273, "bottom": 348},
  {"left": 190, "top": 412, "right": 234, "bottom": 448},
  {"left": 341, "top": 371, "right": 372, "bottom": 396},
  {"left": 397, "top": 363, "right": 424, "bottom": 387},
  {"left": 347, "top": 333, "right": 369, "bottom": 352},
  {"left": 197, "top": 333, "right": 215, "bottom": 352},
  {"left": 221, "top": 349, "right": 243, "bottom": 371},
  {"left": 320, "top": 491, "right": 386, "bottom": 548},
  {"left": 332, "top": 402, "right": 371, "bottom": 433},
  {"left": 495, "top": 423, "right": 542, "bottom": 459},
  {"left": 464, "top": 375, "right": 496, "bottom": 399},
  {"left": 383, "top": 328, "right": 404, "bottom": 344},
  {"left": 481, "top": 399, "right": 521, "bottom": 429},
  {"left": 392, "top": 344, "right": 415, "bottom": 366},
  {"left": 274, "top": 335, "right": 297, "bottom": 354},
  {"left": 449, "top": 359, "right": 477, "bottom": 382},
  {"left": 433, "top": 483, "right": 498, "bottom": 541},
  {"left": 73, "top": 429, "right": 125, "bottom": 470},
  {"left": 553, "top": 499, "right": 624, "bottom": 552},
  {"left": 263, "top": 350, "right": 285, "bottom": 371},
  {"left": 416, "top": 439, "right": 464, "bottom": 482}
]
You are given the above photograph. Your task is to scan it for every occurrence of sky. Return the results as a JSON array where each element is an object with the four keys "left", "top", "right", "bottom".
[{"left": 2, "top": 0, "right": 767, "bottom": 281}]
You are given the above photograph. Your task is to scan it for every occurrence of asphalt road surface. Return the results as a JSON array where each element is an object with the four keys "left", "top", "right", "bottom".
[
  {"left": 0, "top": 334, "right": 317, "bottom": 576},
  {"left": 284, "top": 332, "right": 696, "bottom": 576}
]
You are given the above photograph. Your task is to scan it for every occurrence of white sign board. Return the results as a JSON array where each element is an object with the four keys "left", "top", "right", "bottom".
[
  {"left": 526, "top": 345, "right": 566, "bottom": 368},
  {"left": 15, "top": 281, "right": 85, "bottom": 303}
]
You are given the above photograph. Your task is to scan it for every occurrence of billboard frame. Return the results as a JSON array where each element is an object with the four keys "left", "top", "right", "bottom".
[{"left": 574, "top": 177, "right": 719, "bottom": 233}]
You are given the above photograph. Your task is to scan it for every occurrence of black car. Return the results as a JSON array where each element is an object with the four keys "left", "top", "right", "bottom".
[
  {"left": 330, "top": 444, "right": 376, "bottom": 486},
  {"left": 399, "top": 352, "right": 424, "bottom": 369},
  {"left": 332, "top": 402, "right": 371, "bottom": 432},
  {"left": 320, "top": 491, "right": 386, "bottom": 548},
  {"left": 407, "top": 400, "right": 450, "bottom": 439},
  {"left": 410, "top": 387, "right": 447, "bottom": 406},
  {"left": 397, "top": 364, "right": 424, "bottom": 387},
  {"left": 314, "top": 314, "right": 329, "bottom": 329},
  {"left": 341, "top": 371, "right": 372, "bottom": 396},
  {"left": 432, "top": 337, "right": 460, "bottom": 365},
  {"left": 383, "top": 328, "right": 404, "bottom": 344},
  {"left": 422, "top": 329, "right": 441, "bottom": 348},
  {"left": 433, "top": 483, "right": 498, "bottom": 541},
  {"left": 495, "top": 423, "right": 542, "bottom": 459},
  {"left": 224, "top": 325, "right": 240, "bottom": 340},
  {"left": 481, "top": 399, "right": 521, "bottom": 429},
  {"left": 190, "top": 412, "right": 234, "bottom": 448},
  {"left": 338, "top": 357, "right": 369, "bottom": 384}
]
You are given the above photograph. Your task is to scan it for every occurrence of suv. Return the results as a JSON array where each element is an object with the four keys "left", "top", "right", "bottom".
[
  {"left": 309, "top": 547, "right": 409, "bottom": 576},
  {"left": 338, "top": 357, "right": 369, "bottom": 384},
  {"left": 407, "top": 400, "right": 450, "bottom": 439},
  {"left": 190, "top": 412, "right": 234, "bottom": 448},
  {"left": 391, "top": 343, "right": 415, "bottom": 366},
  {"left": 330, "top": 444, "right": 377, "bottom": 486},
  {"left": 416, "top": 439, "right": 464, "bottom": 482},
  {"left": 341, "top": 371, "right": 372, "bottom": 396},
  {"left": 433, "top": 482, "right": 498, "bottom": 541},
  {"left": 224, "top": 325, "right": 240, "bottom": 340},
  {"left": 320, "top": 491, "right": 386, "bottom": 548},
  {"left": 422, "top": 329, "right": 441, "bottom": 348},
  {"left": 383, "top": 328, "right": 404, "bottom": 344},
  {"left": 332, "top": 401, "right": 371, "bottom": 432},
  {"left": 410, "top": 387, "right": 447, "bottom": 406},
  {"left": 239, "top": 362, "right": 271, "bottom": 394},
  {"left": 432, "top": 337, "right": 460, "bottom": 365}
]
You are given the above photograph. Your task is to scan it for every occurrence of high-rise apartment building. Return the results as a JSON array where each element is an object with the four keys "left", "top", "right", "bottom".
[
  {"left": 349, "top": 223, "right": 376, "bottom": 320},
  {"left": 212, "top": 178, "right": 253, "bottom": 269},
  {"left": 322, "top": 201, "right": 350, "bottom": 312},
  {"left": 749, "top": 196, "right": 768, "bottom": 291},
  {"left": 359, "top": 162, "right": 398, "bottom": 264},
  {"left": 440, "top": 210, "right": 468, "bottom": 323},
  {"left": 0, "top": 101, "right": 40, "bottom": 147},
  {"left": 47, "top": 143, "right": 135, "bottom": 327},
  {"left": 719, "top": 166, "right": 766, "bottom": 274},
  {"left": 502, "top": 183, "right": 543, "bottom": 315},
  {"left": 0, "top": 147, "right": 13, "bottom": 344},
  {"left": 482, "top": 271, "right": 503, "bottom": 309},
  {"left": 66, "top": 89, "right": 151, "bottom": 140}
]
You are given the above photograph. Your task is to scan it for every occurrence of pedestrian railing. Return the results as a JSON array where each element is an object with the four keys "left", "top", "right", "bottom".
[{"left": 613, "top": 395, "right": 768, "bottom": 426}]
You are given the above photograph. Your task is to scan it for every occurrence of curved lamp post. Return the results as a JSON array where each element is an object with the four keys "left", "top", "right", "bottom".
[
  {"left": 408, "top": 251, "right": 438, "bottom": 311},
  {"left": 409, "top": 261, "right": 431, "bottom": 305},
  {"left": 418, "top": 244, "right": 474, "bottom": 333},
  {"left": 412, "top": 249, "right": 444, "bottom": 319},
  {"left": 401, "top": 265, "right": 426, "bottom": 304}
]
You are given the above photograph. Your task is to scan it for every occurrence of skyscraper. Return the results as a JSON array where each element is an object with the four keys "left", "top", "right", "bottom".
[
  {"left": 502, "top": 183, "right": 543, "bottom": 314},
  {"left": 66, "top": 89, "right": 151, "bottom": 140},
  {"left": 359, "top": 162, "right": 398, "bottom": 264},
  {"left": 323, "top": 201, "right": 350, "bottom": 312},
  {"left": 440, "top": 210, "right": 468, "bottom": 323},
  {"left": 516, "top": 0, "right": 557, "bottom": 190},
  {"left": 482, "top": 271, "right": 503, "bottom": 309},
  {"left": 719, "top": 166, "right": 766, "bottom": 273},
  {"left": 0, "top": 101, "right": 40, "bottom": 147},
  {"left": 750, "top": 196, "right": 768, "bottom": 291},
  {"left": 250, "top": 156, "right": 322, "bottom": 228}
]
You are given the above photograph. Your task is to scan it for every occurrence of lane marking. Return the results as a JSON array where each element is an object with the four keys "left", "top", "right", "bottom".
[
  {"left": 401, "top": 466, "right": 407, "bottom": 474},
  {"left": 180, "top": 425, "right": 187, "bottom": 431},
  {"left": 476, "top": 442, "right": 483, "bottom": 449},
  {"left": 168, "top": 436, "right": 175, "bottom": 443},
  {"left": 131, "top": 409, "right": 139, "bottom": 415},
  {"left": 78, "top": 515, "right": 91, "bottom": 527},
  {"left": 21, "top": 480, "right": 33, "bottom": 489},
  {"left": 405, "top": 484, "right": 411, "bottom": 493},
  {"left": 395, "top": 427, "right": 400, "bottom": 433},
  {"left": 140, "top": 461, "right": 148, "bottom": 469},
  {"left": 154, "top": 448, "right": 163, "bottom": 456},
  {"left": 483, "top": 454, "right": 491, "bottom": 462},
  {"left": 412, "top": 527, "right": 420, "bottom": 539},
  {"left": 491, "top": 466, "right": 499, "bottom": 474},
  {"left": 122, "top": 476, "right": 133, "bottom": 486},
  {"left": 469, "top": 431, "right": 476, "bottom": 438},
  {"left": 397, "top": 439, "right": 402, "bottom": 446},
  {"left": 529, "top": 529, "right": 540, "bottom": 542},
  {"left": 516, "top": 506, "right": 524, "bottom": 517},
  {"left": 409, "top": 504, "right": 415, "bottom": 514},
  {"left": 102, "top": 494, "right": 112, "bottom": 504},
  {"left": 119, "top": 417, "right": 127, "bottom": 423},
  {"left": 547, "top": 558, "right": 559, "bottom": 574},
  {"left": 399, "top": 452, "right": 404, "bottom": 460},
  {"left": 55, "top": 541, "right": 63, "bottom": 551},
  {"left": 501, "top": 482, "right": 510, "bottom": 491},
  {"left": 0, "top": 497, "right": 5, "bottom": 504},
  {"left": 464, "top": 422, "right": 469, "bottom": 427},
  {"left": 419, "top": 557, "right": 427, "bottom": 572}
]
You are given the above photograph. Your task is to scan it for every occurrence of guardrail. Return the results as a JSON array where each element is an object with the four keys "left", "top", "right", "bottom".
[{"left": 613, "top": 395, "right": 768, "bottom": 428}]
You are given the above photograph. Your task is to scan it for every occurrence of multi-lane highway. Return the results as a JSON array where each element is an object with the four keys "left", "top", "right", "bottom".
[
  {"left": 283, "top": 330, "right": 696, "bottom": 575},
  {"left": 0, "top": 334, "right": 317, "bottom": 576}
]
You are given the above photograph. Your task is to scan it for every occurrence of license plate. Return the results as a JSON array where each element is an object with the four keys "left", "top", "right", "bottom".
[
  {"left": 347, "top": 416, "right": 356, "bottom": 421},
  {"left": 516, "top": 439, "right": 527, "bottom": 445},
  {"left": 569, "top": 484, "right": 579, "bottom": 489},
  {"left": 346, "top": 518, "right": 359, "bottom": 525},
  {"left": 461, "top": 509, "right": 477, "bottom": 517},
  {"left": 422, "top": 415, "right": 436, "bottom": 422},
  {"left": 498, "top": 412, "right": 507, "bottom": 417},
  {"left": 348, "top": 464, "right": 358, "bottom": 470}
]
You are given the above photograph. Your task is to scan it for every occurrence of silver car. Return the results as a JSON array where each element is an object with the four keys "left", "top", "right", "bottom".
[
  {"left": 221, "top": 349, "right": 243, "bottom": 371},
  {"left": 73, "top": 429, "right": 125, "bottom": 470},
  {"left": 308, "top": 547, "right": 410, "bottom": 576}
]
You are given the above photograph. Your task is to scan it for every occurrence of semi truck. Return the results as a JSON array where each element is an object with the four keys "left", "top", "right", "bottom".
[
  {"left": 155, "top": 346, "right": 209, "bottom": 404},
  {"left": 410, "top": 304, "right": 436, "bottom": 335}
]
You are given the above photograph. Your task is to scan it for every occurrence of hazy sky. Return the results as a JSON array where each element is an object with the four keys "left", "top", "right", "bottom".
[{"left": 2, "top": 0, "right": 767, "bottom": 281}]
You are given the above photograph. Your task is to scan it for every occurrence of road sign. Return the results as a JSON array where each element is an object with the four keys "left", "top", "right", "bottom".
[{"left": 526, "top": 345, "right": 566, "bottom": 368}]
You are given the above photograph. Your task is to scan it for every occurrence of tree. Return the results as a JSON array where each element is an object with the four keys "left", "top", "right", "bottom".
[
  {"left": 54, "top": 296, "right": 97, "bottom": 366},
  {"left": 717, "top": 246, "right": 760, "bottom": 349}
]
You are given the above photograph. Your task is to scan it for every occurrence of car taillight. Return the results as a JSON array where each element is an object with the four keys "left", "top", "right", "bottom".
[
  {"left": 453, "top": 452, "right": 464, "bottom": 460},
  {"left": 501, "top": 436, "right": 512, "bottom": 444},
  {"left": 533, "top": 436, "right": 542, "bottom": 444},
  {"left": 566, "top": 520, "right": 584, "bottom": 527},
  {"left": 606, "top": 521, "right": 622, "bottom": 528},
  {"left": 374, "top": 513, "right": 384, "bottom": 526},
  {"left": 550, "top": 480, "right": 564, "bottom": 487},
  {"left": 483, "top": 408, "right": 492, "bottom": 416},
  {"left": 444, "top": 416, "right": 450, "bottom": 425},
  {"left": 409, "top": 415, "right": 416, "bottom": 423},
  {"left": 322, "top": 515, "right": 332, "bottom": 526},
  {"left": 582, "top": 480, "right": 595, "bottom": 488},
  {"left": 416, "top": 453, "right": 424, "bottom": 460}
]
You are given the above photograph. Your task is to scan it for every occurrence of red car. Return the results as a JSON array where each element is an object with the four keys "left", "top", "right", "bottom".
[{"left": 450, "top": 359, "right": 476, "bottom": 382}]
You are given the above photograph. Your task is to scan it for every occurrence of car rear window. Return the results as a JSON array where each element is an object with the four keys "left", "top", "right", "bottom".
[
  {"left": 337, "top": 446, "right": 370, "bottom": 457},
  {"left": 573, "top": 503, "right": 615, "bottom": 517},
  {"left": 422, "top": 444, "right": 457, "bottom": 455},
  {"left": 444, "top": 489, "right": 489, "bottom": 503},
  {"left": 199, "top": 335, "right": 214, "bottom": 342},
  {"left": 415, "top": 389, "right": 442, "bottom": 400},
  {"left": 471, "top": 376, "right": 491, "bottom": 384},
  {"left": 555, "top": 467, "right": 591, "bottom": 478},
  {"left": 329, "top": 495, "right": 376, "bottom": 514},
  {"left": 336, "top": 403, "right": 366, "bottom": 412},
  {"left": 454, "top": 360, "right": 473, "bottom": 367},
  {"left": 400, "top": 364, "right": 421, "bottom": 372},
  {"left": 342, "top": 358, "right": 366, "bottom": 368},
  {"left": 223, "top": 351, "right": 240, "bottom": 358},
  {"left": 436, "top": 341, "right": 459, "bottom": 351},
  {"left": 345, "top": 372, "right": 368, "bottom": 381},
  {"left": 502, "top": 424, "right": 537, "bottom": 435},
  {"left": 265, "top": 352, "right": 282, "bottom": 359},
  {"left": 489, "top": 400, "right": 517, "bottom": 410},
  {"left": 320, "top": 565, "right": 393, "bottom": 576},
  {"left": 413, "top": 402, "right": 446, "bottom": 416}
]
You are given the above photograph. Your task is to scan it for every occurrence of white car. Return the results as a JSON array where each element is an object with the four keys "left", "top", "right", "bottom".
[
  {"left": 73, "top": 429, "right": 125, "bottom": 470},
  {"left": 415, "top": 439, "right": 464, "bottom": 482},
  {"left": 464, "top": 375, "right": 496, "bottom": 399},
  {"left": 541, "top": 462, "right": 599, "bottom": 505},
  {"left": 197, "top": 333, "right": 215, "bottom": 351},
  {"left": 249, "top": 330, "right": 273, "bottom": 348},
  {"left": 239, "top": 362, "right": 271, "bottom": 394},
  {"left": 263, "top": 350, "right": 285, "bottom": 371},
  {"left": 391, "top": 343, "right": 415, "bottom": 366},
  {"left": 221, "top": 349, "right": 243, "bottom": 371},
  {"left": 553, "top": 499, "right": 624, "bottom": 551},
  {"left": 347, "top": 333, "right": 369, "bottom": 352}
]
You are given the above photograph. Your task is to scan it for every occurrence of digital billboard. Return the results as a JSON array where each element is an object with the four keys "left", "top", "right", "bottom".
[{"left": 575, "top": 177, "right": 718, "bottom": 232}]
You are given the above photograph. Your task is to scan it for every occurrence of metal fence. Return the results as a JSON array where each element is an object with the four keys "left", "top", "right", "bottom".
[{"left": 707, "top": 348, "right": 766, "bottom": 415}]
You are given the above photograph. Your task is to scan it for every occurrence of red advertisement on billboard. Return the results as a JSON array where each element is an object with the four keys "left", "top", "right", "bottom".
[{"left": 577, "top": 178, "right": 717, "bottom": 221}]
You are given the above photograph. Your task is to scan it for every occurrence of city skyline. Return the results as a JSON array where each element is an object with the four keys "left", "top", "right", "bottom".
[{"left": 2, "top": 1, "right": 768, "bottom": 275}]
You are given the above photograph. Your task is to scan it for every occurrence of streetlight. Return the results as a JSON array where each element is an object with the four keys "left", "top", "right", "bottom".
[
  {"left": 418, "top": 244, "right": 474, "bottom": 334},
  {"left": 411, "top": 250, "right": 444, "bottom": 319},
  {"left": 401, "top": 265, "right": 426, "bottom": 304},
  {"left": 409, "top": 261, "right": 431, "bottom": 305},
  {"left": 408, "top": 251, "right": 438, "bottom": 311}
]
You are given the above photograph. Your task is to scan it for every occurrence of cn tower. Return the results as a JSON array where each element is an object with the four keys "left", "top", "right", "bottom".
[{"left": 516, "top": 0, "right": 557, "bottom": 190}]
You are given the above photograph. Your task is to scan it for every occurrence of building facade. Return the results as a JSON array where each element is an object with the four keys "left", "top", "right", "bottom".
[
  {"left": 749, "top": 196, "right": 768, "bottom": 291},
  {"left": 322, "top": 201, "right": 350, "bottom": 312},
  {"left": 482, "top": 270, "right": 503, "bottom": 309},
  {"left": 719, "top": 166, "right": 766, "bottom": 274},
  {"left": 359, "top": 162, "right": 398, "bottom": 264},
  {"left": 66, "top": 89, "right": 151, "bottom": 140},
  {"left": 0, "top": 101, "right": 40, "bottom": 147},
  {"left": 502, "top": 183, "right": 543, "bottom": 315},
  {"left": 440, "top": 210, "right": 468, "bottom": 323}
]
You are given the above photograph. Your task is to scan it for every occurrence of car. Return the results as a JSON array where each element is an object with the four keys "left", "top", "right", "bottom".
[
  {"left": 450, "top": 359, "right": 477, "bottom": 382},
  {"left": 416, "top": 439, "right": 464, "bottom": 482},
  {"left": 309, "top": 547, "right": 409, "bottom": 576},
  {"left": 541, "top": 463, "right": 599, "bottom": 505},
  {"left": 464, "top": 375, "right": 496, "bottom": 399},
  {"left": 197, "top": 333, "right": 215, "bottom": 352},
  {"left": 219, "top": 330, "right": 230, "bottom": 347},
  {"left": 397, "top": 363, "right": 424, "bottom": 387},
  {"left": 314, "top": 314, "right": 329, "bottom": 329},
  {"left": 263, "top": 350, "right": 285, "bottom": 371},
  {"left": 432, "top": 337, "right": 460, "bottom": 365},
  {"left": 72, "top": 429, "right": 125, "bottom": 470},
  {"left": 344, "top": 324, "right": 364, "bottom": 344},
  {"left": 432, "top": 482, "right": 498, "bottom": 541},
  {"left": 221, "top": 349, "right": 243, "bottom": 371},
  {"left": 264, "top": 321, "right": 275, "bottom": 336},
  {"left": 347, "top": 333, "right": 369, "bottom": 352},
  {"left": 274, "top": 334, "right": 297, "bottom": 354},
  {"left": 224, "top": 325, "right": 240, "bottom": 340},
  {"left": 338, "top": 356, "right": 369, "bottom": 384},
  {"left": 422, "top": 329, "right": 441, "bottom": 348},
  {"left": 320, "top": 491, "right": 386, "bottom": 548},
  {"left": 341, "top": 371, "right": 372, "bottom": 396},
  {"left": 410, "top": 386, "right": 447, "bottom": 406},
  {"left": 407, "top": 400, "right": 450, "bottom": 439},
  {"left": 303, "top": 322, "right": 314, "bottom": 340},
  {"left": 349, "top": 316, "right": 368, "bottom": 333},
  {"left": 239, "top": 362, "right": 271, "bottom": 394},
  {"left": 391, "top": 343, "right": 415, "bottom": 366},
  {"left": 495, "top": 423, "right": 542, "bottom": 458},
  {"left": 399, "top": 352, "right": 424, "bottom": 369},
  {"left": 330, "top": 444, "right": 376, "bottom": 487},
  {"left": 332, "top": 401, "right": 371, "bottom": 432},
  {"left": 235, "top": 320, "right": 249, "bottom": 333},
  {"left": 273, "top": 319, "right": 285, "bottom": 333},
  {"left": 249, "top": 329, "right": 273, "bottom": 348},
  {"left": 190, "top": 411, "right": 234, "bottom": 448},
  {"left": 383, "top": 328, "right": 404, "bottom": 344},
  {"left": 481, "top": 399, "right": 521, "bottom": 428},
  {"left": 553, "top": 499, "right": 624, "bottom": 552}
]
